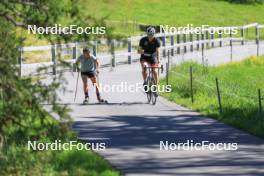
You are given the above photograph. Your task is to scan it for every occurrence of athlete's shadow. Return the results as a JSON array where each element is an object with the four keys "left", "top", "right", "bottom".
[{"left": 43, "top": 101, "right": 149, "bottom": 106}]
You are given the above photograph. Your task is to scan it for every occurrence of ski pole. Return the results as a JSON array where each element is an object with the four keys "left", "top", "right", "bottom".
[{"left": 74, "top": 71, "right": 80, "bottom": 102}]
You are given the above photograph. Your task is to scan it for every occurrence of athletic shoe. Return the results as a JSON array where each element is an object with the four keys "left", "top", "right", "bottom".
[{"left": 143, "top": 81, "right": 148, "bottom": 92}]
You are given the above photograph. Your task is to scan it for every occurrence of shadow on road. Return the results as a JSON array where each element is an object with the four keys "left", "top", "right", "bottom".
[{"left": 73, "top": 114, "right": 264, "bottom": 175}]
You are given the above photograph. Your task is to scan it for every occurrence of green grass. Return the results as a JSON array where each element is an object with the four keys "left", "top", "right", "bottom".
[
  {"left": 0, "top": 97, "right": 120, "bottom": 176},
  {"left": 79, "top": 0, "right": 264, "bottom": 26},
  {"left": 24, "top": 0, "right": 264, "bottom": 45},
  {"left": 0, "top": 144, "right": 120, "bottom": 176},
  {"left": 160, "top": 56, "right": 264, "bottom": 138}
]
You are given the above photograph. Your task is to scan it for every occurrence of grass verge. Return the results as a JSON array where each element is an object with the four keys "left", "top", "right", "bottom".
[
  {"left": 160, "top": 56, "right": 264, "bottom": 138},
  {"left": 0, "top": 99, "right": 120, "bottom": 176},
  {"left": 0, "top": 144, "right": 120, "bottom": 176}
]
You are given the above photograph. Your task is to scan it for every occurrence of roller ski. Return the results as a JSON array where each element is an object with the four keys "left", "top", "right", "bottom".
[
  {"left": 97, "top": 96, "right": 108, "bottom": 104},
  {"left": 83, "top": 97, "right": 89, "bottom": 105}
]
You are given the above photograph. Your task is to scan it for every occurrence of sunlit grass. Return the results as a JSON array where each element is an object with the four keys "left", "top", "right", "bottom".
[{"left": 161, "top": 56, "right": 264, "bottom": 138}]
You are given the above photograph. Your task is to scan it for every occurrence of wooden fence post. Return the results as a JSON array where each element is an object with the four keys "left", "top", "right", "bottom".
[
  {"left": 111, "top": 40, "right": 116, "bottom": 67},
  {"left": 201, "top": 31, "right": 205, "bottom": 49},
  {"left": 128, "top": 37, "right": 132, "bottom": 64},
  {"left": 258, "top": 89, "right": 262, "bottom": 114},
  {"left": 51, "top": 44, "right": 57, "bottom": 75},
  {"left": 229, "top": 32, "right": 233, "bottom": 46},
  {"left": 170, "top": 35, "right": 174, "bottom": 56},
  {"left": 177, "top": 34, "right": 181, "bottom": 54},
  {"left": 196, "top": 33, "right": 200, "bottom": 50},
  {"left": 241, "top": 27, "right": 245, "bottom": 45},
  {"left": 166, "top": 62, "right": 169, "bottom": 85},
  {"left": 216, "top": 77, "right": 223, "bottom": 114},
  {"left": 211, "top": 29, "right": 214, "bottom": 47},
  {"left": 190, "top": 32, "right": 194, "bottom": 52},
  {"left": 72, "top": 43, "right": 77, "bottom": 72},
  {"left": 93, "top": 41, "right": 97, "bottom": 57},
  {"left": 167, "top": 50, "right": 170, "bottom": 69},
  {"left": 206, "top": 30, "right": 209, "bottom": 48},
  {"left": 219, "top": 31, "right": 223, "bottom": 47},
  {"left": 183, "top": 33, "right": 187, "bottom": 53},
  {"left": 230, "top": 38, "right": 233, "bottom": 62},
  {"left": 256, "top": 25, "right": 260, "bottom": 56},
  {"left": 202, "top": 41, "right": 205, "bottom": 65},
  {"left": 162, "top": 35, "right": 166, "bottom": 57}
]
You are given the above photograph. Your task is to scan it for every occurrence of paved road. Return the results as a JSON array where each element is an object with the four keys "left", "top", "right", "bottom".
[{"left": 56, "top": 43, "right": 264, "bottom": 176}]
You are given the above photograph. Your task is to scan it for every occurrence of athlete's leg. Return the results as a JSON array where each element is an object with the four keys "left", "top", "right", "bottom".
[
  {"left": 90, "top": 76, "right": 101, "bottom": 100},
  {"left": 153, "top": 67, "right": 159, "bottom": 85},
  {"left": 81, "top": 74, "right": 89, "bottom": 98},
  {"left": 140, "top": 60, "right": 148, "bottom": 82}
]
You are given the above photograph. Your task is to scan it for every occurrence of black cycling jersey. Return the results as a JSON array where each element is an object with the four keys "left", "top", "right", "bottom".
[{"left": 139, "top": 36, "right": 160, "bottom": 55}]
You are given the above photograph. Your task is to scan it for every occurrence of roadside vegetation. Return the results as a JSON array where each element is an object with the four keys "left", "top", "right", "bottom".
[
  {"left": 23, "top": 0, "right": 264, "bottom": 46},
  {"left": 160, "top": 56, "right": 264, "bottom": 138},
  {"left": 0, "top": 1, "right": 120, "bottom": 175}
]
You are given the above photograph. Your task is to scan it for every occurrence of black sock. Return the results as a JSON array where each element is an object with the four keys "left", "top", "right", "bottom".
[
  {"left": 85, "top": 92, "right": 89, "bottom": 98},
  {"left": 96, "top": 92, "right": 101, "bottom": 99}
]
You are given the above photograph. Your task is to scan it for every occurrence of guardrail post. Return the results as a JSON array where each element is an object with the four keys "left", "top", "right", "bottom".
[
  {"left": 162, "top": 35, "right": 166, "bottom": 57},
  {"left": 190, "top": 32, "right": 193, "bottom": 52},
  {"left": 18, "top": 48, "right": 22, "bottom": 76},
  {"left": 219, "top": 31, "right": 223, "bottom": 47},
  {"left": 241, "top": 27, "right": 245, "bottom": 45},
  {"left": 177, "top": 34, "right": 181, "bottom": 54},
  {"left": 183, "top": 33, "right": 187, "bottom": 53},
  {"left": 128, "top": 37, "right": 132, "bottom": 64},
  {"left": 51, "top": 45, "right": 57, "bottom": 75},
  {"left": 256, "top": 25, "right": 260, "bottom": 56},
  {"left": 72, "top": 43, "right": 77, "bottom": 72},
  {"left": 170, "top": 35, "right": 174, "bottom": 56},
  {"left": 111, "top": 40, "right": 116, "bottom": 67},
  {"left": 196, "top": 33, "right": 200, "bottom": 50}
]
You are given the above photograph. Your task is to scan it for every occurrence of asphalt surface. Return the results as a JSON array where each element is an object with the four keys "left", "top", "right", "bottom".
[{"left": 56, "top": 43, "right": 264, "bottom": 176}]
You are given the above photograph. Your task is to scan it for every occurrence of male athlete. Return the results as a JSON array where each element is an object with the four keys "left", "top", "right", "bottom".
[
  {"left": 138, "top": 27, "right": 160, "bottom": 94},
  {"left": 75, "top": 48, "right": 105, "bottom": 104}
]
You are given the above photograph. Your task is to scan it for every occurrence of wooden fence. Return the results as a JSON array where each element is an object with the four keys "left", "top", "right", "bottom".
[{"left": 18, "top": 23, "right": 264, "bottom": 76}]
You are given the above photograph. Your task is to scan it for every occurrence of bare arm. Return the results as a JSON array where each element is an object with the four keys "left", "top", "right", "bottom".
[
  {"left": 96, "top": 59, "right": 100, "bottom": 73},
  {"left": 138, "top": 47, "right": 144, "bottom": 54}
]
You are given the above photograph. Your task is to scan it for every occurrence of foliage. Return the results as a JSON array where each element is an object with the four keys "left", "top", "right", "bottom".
[{"left": 0, "top": 0, "right": 119, "bottom": 175}]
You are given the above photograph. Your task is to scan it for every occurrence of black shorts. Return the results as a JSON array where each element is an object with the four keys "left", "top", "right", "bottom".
[
  {"left": 140, "top": 55, "right": 157, "bottom": 65},
  {"left": 81, "top": 71, "right": 96, "bottom": 78}
]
